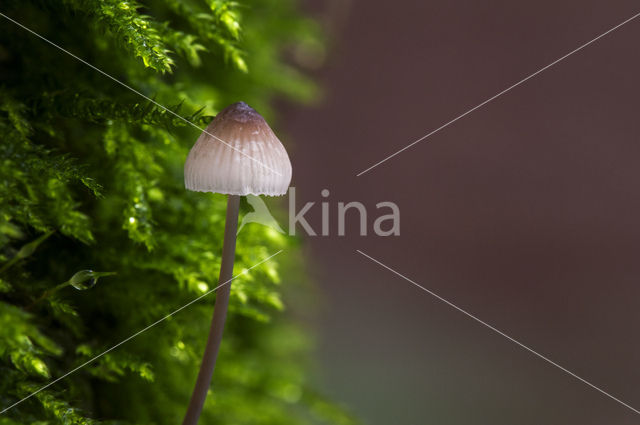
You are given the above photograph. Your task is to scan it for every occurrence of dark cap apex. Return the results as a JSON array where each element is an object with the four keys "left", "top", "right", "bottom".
[{"left": 216, "top": 101, "right": 263, "bottom": 124}]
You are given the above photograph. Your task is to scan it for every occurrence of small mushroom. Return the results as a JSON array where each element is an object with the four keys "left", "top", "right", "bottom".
[{"left": 182, "top": 102, "right": 292, "bottom": 425}]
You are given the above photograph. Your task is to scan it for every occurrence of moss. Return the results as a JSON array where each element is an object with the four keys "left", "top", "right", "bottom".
[{"left": 0, "top": 1, "right": 355, "bottom": 423}]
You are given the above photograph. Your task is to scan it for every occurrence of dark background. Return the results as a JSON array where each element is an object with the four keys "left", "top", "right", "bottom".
[{"left": 283, "top": 1, "right": 640, "bottom": 424}]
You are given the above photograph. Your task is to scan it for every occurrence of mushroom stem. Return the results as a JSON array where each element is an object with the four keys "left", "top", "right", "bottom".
[{"left": 182, "top": 194, "right": 240, "bottom": 425}]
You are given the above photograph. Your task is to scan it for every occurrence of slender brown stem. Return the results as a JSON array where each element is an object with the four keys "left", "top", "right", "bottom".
[{"left": 182, "top": 194, "right": 240, "bottom": 425}]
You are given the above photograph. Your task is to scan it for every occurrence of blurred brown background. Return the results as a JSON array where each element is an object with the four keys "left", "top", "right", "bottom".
[{"left": 282, "top": 1, "right": 640, "bottom": 424}]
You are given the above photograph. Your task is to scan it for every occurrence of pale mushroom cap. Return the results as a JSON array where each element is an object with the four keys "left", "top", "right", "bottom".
[{"left": 184, "top": 102, "right": 292, "bottom": 196}]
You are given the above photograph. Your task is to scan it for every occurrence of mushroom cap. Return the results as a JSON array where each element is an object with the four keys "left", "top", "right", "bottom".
[{"left": 184, "top": 102, "right": 292, "bottom": 196}]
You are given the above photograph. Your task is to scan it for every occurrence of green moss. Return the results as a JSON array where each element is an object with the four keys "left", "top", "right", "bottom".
[{"left": 0, "top": 1, "right": 356, "bottom": 423}]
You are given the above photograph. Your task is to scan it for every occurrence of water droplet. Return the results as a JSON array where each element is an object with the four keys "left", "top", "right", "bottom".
[
  {"left": 68, "top": 270, "right": 116, "bottom": 290},
  {"left": 69, "top": 270, "right": 97, "bottom": 289}
]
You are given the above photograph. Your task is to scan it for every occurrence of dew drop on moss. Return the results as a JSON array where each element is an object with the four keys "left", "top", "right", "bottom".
[
  {"left": 69, "top": 270, "right": 98, "bottom": 290},
  {"left": 68, "top": 270, "right": 116, "bottom": 290}
]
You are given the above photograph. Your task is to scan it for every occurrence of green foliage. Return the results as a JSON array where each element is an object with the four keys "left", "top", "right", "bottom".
[
  {"left": 0, "top": 1, "right": 353, "bottom": 424},
  {"left": 62, "top": 0, "right": 176, "bottom": 72}
]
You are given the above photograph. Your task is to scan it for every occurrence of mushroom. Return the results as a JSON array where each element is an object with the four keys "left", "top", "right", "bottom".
[{"left": 182, "top": 102, "right": 292, "bottom": 424}]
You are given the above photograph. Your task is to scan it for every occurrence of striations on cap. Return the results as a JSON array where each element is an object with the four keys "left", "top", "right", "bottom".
[{"left": 184, "top": 102, "right": 292, "bottom": 196}]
